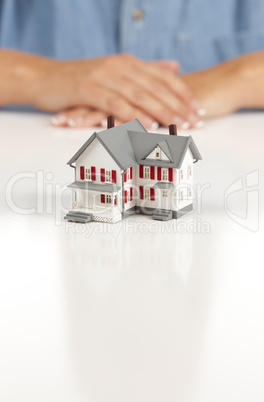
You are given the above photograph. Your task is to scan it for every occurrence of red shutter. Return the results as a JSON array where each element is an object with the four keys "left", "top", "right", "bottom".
[
  {"left": 139, "top": 186, "right": 144, "bottom": 200},
  {"left": 114, "top": 195, "right": 117, "bottom": 205},
  {"left": 80, "top": 166, "right": 84, "bottom": 180},
  {"left": 112, "top": 170, "right": 116, "bottom": 183},
  {"left": 101, "top": 194, "right": 105, "bottom": 203},
  {"left": 139, "top": 165, "right": 144, "bottom": 178},
  {"left": 150, "top": 188, "right": 155, "bottom": 201},
  {"left": 157, "top": 167, "right": 161, "bottom": 181},
  {"left": 150, "top": 166, "right": 155, "bottom": 180},
  {"left": 91, "top": 166, "right": 96, "bottom": 181},
  {"left": 124, "top": 171, "right": 127, "bottom": 182},
  {"left": 100, "top": 168, "right": 105, "bottom": 182},
  {"left": 130, "top": 167, "right": 133, "bottom": 179},
  {"left": 124, "top": 190, "right": 127, "bottom": 203},
  {"left": 130, "top": 187, "right": 133, "bottom": 201},
  {"left": 169, "top": 168, "right": 173, "bottom": 182}
]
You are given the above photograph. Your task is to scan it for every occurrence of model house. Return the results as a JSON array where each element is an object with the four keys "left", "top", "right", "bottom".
[{"left": 65, "top": 116, "right": 202, "bottom": 223}]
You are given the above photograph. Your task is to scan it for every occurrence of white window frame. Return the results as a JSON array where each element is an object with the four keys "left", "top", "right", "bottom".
[
  {"left": 144, "top": 166, "right": 150, "bottom": 179},
  {"left": 85, "top": 168, "right": 91, "bottom": 181},
  {"left": 105, "top": 170, "right": 111, "bottom": 183},
  {"left": 106, "top": 195, "right": 112, "bottom": 204},
  {"left": 155, "top": 147, "right": 161, "bottom": 159},
  {"left": 180, "top": 169, "right": 184, "bottom": 181},
  {"left": 162, "top": 168, "right": 168, "bottom": 181},
  {"left": 127, "top": 168, "right": 130, "bottom": 181},
  {"left": 144, "top": 188, "right": 150, "bottom": 200}
]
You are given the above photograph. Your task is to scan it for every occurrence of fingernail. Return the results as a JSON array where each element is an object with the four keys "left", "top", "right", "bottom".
[
  {"left": 151, "top": 122, "right": 159, "bottom": 130},
  {"left": 101, "top": 118, "right": 107, "bottom": 128},
  {"left": 141, "top": 117, "right": 156, "bottom": 129},
  {"left": 195, "top": 121, "right": 205, "bottom": 129},
  {"left": 180, "top": 122, "right": 190, "bottom": 130},
  {"left": 68, "top": 116, "right": 84, "bottom": 127},
  {"left": 197, "top": 108, "right": 207, "bottom": 117},
  {"left": 172, "top": 116, "right": 190, "bottom": 130},
  {"left": 68, "top": 119, "right": 76, "bottom": 127},
  {"left": 50, "top": 115, "right": 67, "bottom": 126}
]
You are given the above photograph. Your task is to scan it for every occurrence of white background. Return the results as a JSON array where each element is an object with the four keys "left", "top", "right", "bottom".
[{"left": 0, "top": 111, "right": 264, "bottom": 402}]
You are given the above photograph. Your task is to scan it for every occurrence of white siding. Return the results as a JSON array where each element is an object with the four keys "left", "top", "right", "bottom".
[{"left": 75, "top": 138, "right": 122, "bottom": 187}]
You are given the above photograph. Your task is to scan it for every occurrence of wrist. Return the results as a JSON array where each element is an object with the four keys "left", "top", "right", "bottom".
[
  {"left": 4, "top": 52, "right": 58, "bottom": 108},
  {"left": 28, "top": 56, "right": 61, "bottom": 109},
  {"left": 219, "top": 58, "right": 245, "bottom": 111}
]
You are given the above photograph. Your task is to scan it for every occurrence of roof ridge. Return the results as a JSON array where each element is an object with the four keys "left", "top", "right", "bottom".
[{"left": 67, "top": 132, "right": 97, "bottom": 166}]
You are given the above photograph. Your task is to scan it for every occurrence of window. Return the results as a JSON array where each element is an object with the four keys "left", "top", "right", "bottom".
[
  {"left": 162, "top": 190, "right": 168, "bottom": 198},
  {"left": 187, "top": 165, "right": 192, "bottom": 179},
  {"left": 180, "top": 169, "right": 183, "bottom": 181},
  {"left": 144, "top": 188, "right": 150, "bottom": 200},
  {"left": 144, "top": 166, "right": 150, "bottom": 179},
  {"left": 73, "top": 191, "right": 77, "bottom": 202},
  {"left": 188, "top": 187, "right": 192, "bottom": 198},
  {"left": 106, "top": 195, "right": 112, "bottom": 204},
  {"left": 155, "top": 147, "right": 161, "bottom": 159},
  {"left": 85, "top": 168, "right": 91, "bottom": 180},
  {"left": 176, "top": 190, "right": 183, "bottom": 203},
  {"left": 105, "top": 170, "right": 111, "bottom": 183},
  {"left": 162, "top": 168, "right": 168, "bottom": 181},
  {"left": 127, "top": 168, "right": 130, "bottom": 181}
]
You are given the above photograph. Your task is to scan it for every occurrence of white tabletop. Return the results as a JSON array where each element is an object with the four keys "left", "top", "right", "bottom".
[{"left": 0, "top": 111, "right": 264, "bottom": 402}]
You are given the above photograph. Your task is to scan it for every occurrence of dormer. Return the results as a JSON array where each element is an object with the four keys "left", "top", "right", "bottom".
[{"left": 145, "top": 141, "right": 173, "bottom": 162}]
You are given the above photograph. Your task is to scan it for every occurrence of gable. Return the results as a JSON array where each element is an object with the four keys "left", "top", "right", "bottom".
[
  {"left": 75, "top": 137, "right": 121, "bottom": 183},
  {"left": 128, "top": 131, "right": 202, "bottom": 168},
  {"left": 145, "top": 145, "right": 170, "bottom": 161},
  {"left": 67, "top": 119, "right": 148, "bottom": 170}
]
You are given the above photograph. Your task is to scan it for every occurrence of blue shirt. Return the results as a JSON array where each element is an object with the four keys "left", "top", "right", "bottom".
[{"left": 0, "top": 0, "right": 264, "bottom": 73}]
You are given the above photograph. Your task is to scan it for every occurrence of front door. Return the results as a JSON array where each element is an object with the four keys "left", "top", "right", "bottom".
[{"left": 161, "top": 189, "right": 170, "bottom": 210}]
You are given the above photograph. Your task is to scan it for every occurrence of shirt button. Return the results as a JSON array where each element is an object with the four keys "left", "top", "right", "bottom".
[{"left": 132, "top": 8, "right": 145, "bottom": 21}]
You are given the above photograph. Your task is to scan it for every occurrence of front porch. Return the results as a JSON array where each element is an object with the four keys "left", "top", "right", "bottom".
[{"left": 66, "top": 206, "right": 122, "bottom": 224}]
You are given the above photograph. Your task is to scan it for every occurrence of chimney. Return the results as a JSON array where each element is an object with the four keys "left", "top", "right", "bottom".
[
  {"left": 169, "top": 124, "right": 177, "bottom": 136},
  {"left": 107, "top": 115, "right": 115, "bottom": 129}
]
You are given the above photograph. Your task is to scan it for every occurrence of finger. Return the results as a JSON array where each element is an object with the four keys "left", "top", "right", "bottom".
[
  {"left": 79, "top": 84, "right": 160, "bottom": 128},
  {"left": 119, "top": 61, "right": 200, "bottom": 122},
  {"left": 101, "top": 75, "right": 192, "bottom": 127},
  {"left": 51, "top": 107, "right": 106, "bottom": 128},
  {"left": 133, "top": 60, "right": 202, "bottom": 113},
  {"left": 150, "top": 60, "right": 180, "bottom": 73}
]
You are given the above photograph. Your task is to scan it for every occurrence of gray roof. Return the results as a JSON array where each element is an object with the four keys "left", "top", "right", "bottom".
[
  {"left": 68, "top": 181, "right": 120, "bottom": 193},
  {"left": 153, "top": 182, "right": 174, "bottom": 190},
  {"left": 67, "top": 119, "right": 147, "bottom": 170},
  {"left": 67, "top": 119, "right": 202, "bottom": 171},
  {"left": 128, "top": 131, "right": 202, "bottom": 168}
]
